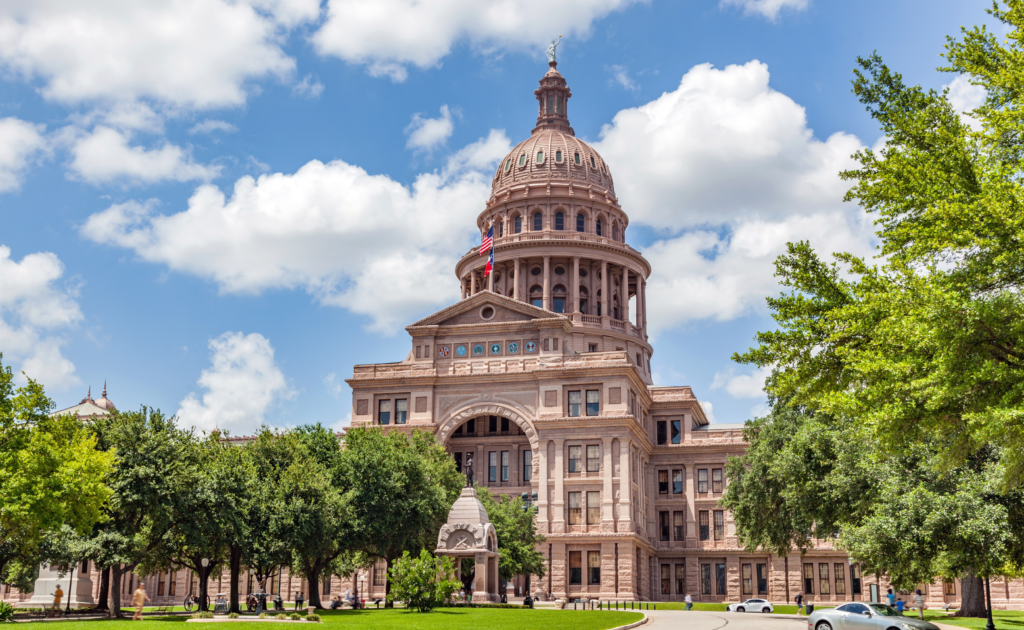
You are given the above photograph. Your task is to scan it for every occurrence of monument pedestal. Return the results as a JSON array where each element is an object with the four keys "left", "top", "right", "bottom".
[
  {"left": 436, "top": 486, "right": 502, "bottom": 604},
  {"left": 23, "top": 564, "right": 94, "bottom": 609}
]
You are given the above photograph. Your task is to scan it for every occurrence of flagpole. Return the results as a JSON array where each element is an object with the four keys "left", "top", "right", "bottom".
[{"left": 488, "top": 220, "right": 495, "bottom": 292}]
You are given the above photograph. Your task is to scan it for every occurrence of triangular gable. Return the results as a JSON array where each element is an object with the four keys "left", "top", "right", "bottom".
[{"left": 407, "top": 291, "right": 566, "bottom": 329}]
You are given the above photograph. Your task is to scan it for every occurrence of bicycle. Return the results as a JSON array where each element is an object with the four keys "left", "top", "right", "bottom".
[{"left": 183, "top": 593, "right": 208, "bottom": 612}]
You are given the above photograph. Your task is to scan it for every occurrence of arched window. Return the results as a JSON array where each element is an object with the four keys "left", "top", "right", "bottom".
[
  {"left": 590, "top": 156, "right": 596, "bottom": 168},
  {"left": 576, "top": 213, "right": 585, "bottom": 232},
  {"left": 555, "top": 212, "right": 565, "bottom": 230},
  {"left": 596, "top": 218, "right": 603, "bottom": 236},
  {"left": 514, "top": 215, "right": 522, "bottom": 234},
  {"left": 537, "top": 151, "right": 544, "bottom": 164},
  {"left": 574, "top": 152, "right": 581, "bottom": 165},
  {"left": 529, "top": 285, "right": 543, "bottom": 309},
  {"left": 555, "top": 150, "right": 562, "bottom": 162},
  {"left": 533, "top": 212, "right": 543, "bottom": 231},
  {"left": 518, "top": 154, "right": 526, "bottom": 167},
  {"left": 612, "top": 223, "right": 619, "bottom": 241},
  {"left": 505, "top": 159, "right": 512, "bottom": 173},
  {"left": 552, "top": 285, "right": 567, "bottom": 314},
  {"left": 497, "top": 220, "right": 504, "bottom": 237}
]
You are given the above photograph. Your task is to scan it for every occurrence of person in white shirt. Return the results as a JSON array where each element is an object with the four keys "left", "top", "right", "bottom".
[
  {"left": 684, "top": 594, "right": 692, "bottom": 611},
  {"left": 914, "top": 590, "right": 926, "bottom": 620}
]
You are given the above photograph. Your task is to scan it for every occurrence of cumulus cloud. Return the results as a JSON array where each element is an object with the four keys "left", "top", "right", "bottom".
[
  {"left": 189, "top": 120, "right": 238, "bottom": 135},
  {"left": 0, "top": 117, "right": 47, "bottom": 192},
  {"left": 711, "top": 365, "right": 772, "bottom": 399},
  {"left": 0, "top": 246, "right": 82, "bottom": 390},
  {"left": 323, "top": 372, "right": 343, "bottom": 397},
  {"left": 720, "top": 0, "right": 810, "bottom": 21},
  {"left": 293, "top": 74, "right": 325, "bottom": 99},
  {"left": 177, "top": 331, "right": 294, "bottom": 435},
  {"left": 0, "top": 0, "right": 318, "bottom": 110},
  {"left": 591, "top": 61, "right": 874, "bottom": 332},
  {"left": 405, "top": 105, "right": 455, "bottom": 152},
  {"left": 608, "top": 65, "right": 639, "bottom": 92},
  {"left": 81, "top": 130, "right": 513, "bottom": 333},
  {"left": 68, "top": 126, "right": 221, "bottom": 185},
  {"left": 699, "top": 400, "right": 717, "bottom": 424},
  {"left": 312, "top": 0, "right": 639, "bottom": 80},
  {"left": 945, "top": 75, "right": 986, "bottom": 130}
]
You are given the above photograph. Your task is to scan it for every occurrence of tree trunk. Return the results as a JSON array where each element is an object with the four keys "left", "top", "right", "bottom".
[
  {"left": 229, "top": 547, "right": 242, "bottom": 614},
  {"left": 109, "top": 565, "right": 123, "bottom": 619},
  {"left": 96, "top": 566, "right": 110, "bottom": 611},
  {"left": 955, "top": 570, "right": 987, "bottom": 618},
  {"left": 198, "top": 564, "right": 212, "bottom": 612},
  {"left": 784, "top": 556, "right": 790, "bottom": 603},
  {"left": 304, "top": 563, "right": 322, "bottom": 610}
]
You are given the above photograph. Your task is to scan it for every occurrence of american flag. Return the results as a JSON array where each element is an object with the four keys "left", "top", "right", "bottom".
[{"left": 479, "top": 225, "right": 493, "bottom": 256}]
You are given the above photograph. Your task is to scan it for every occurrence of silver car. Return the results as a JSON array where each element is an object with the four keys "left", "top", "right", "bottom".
[
  {"left": 807, "top": 602, "right": 939, "bottom": 630},
  {"left": 726, "top": 598, "right": 774, "bottom": 613}
]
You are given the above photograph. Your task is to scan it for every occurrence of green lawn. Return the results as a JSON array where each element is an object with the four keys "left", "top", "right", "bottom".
[
  {"left": 920, "top": 610, "right": 1024, "bottom": 630},
  {"left": 18, "top": 608, "right": 645, "bottom": 630}
]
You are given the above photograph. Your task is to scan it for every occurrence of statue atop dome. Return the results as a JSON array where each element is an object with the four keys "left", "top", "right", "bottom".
[{"left": 545, "top": 35, "right": 561, "bottom": 64}]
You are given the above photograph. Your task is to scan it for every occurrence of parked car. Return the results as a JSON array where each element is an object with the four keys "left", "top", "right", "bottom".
[
  {"left": 727, "top": 598, "right": 774, "bottom": 613},
  {"left": 807, "top": 602, "right": 940, "bottom": 630}
]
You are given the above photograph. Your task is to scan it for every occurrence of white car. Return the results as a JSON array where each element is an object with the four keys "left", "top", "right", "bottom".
[{"left": 727, "top": 598, "right": 774, "bottom": 613}]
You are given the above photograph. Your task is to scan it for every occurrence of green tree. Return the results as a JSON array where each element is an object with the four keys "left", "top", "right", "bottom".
[
  {"left": 0, "top": 355, "right": 113, "bottom": 584},
  {"left": 386, "top": 549, "right": 461, "bottom": 612},
  {"left": 475, "top": 487, "right": 546, "bottom": 584},
  {"left": 340, "top": 427, "right": 462, "bottom": 606}
]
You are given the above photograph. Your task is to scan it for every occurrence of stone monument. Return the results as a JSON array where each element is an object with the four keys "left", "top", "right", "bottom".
[{"left": 435, "top": 486, "right": 500, "bottom": 603}]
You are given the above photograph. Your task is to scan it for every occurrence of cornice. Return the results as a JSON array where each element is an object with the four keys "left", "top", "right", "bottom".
[{"left": 456, "top": 237, "right": 651, "bottom": 278}]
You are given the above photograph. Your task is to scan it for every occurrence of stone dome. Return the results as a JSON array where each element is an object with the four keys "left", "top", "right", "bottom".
[{"left": 491, "top": 130, "right": 615, "bottom": 201}]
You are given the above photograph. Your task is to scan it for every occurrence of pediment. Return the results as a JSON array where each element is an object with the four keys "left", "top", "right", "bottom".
[{"left": 407, "top": 291, "right": 566, "bottom": 329}]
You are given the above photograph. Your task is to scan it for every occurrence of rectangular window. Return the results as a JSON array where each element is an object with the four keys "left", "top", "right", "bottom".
[
  {"left": 395, "top": 399, "right": 407, "bottom": 424},
  {"left": 944, "top": 579, "right": 956, "bottom": 595},
  {"left": 568, "top": 492, "right": 582, "bottom": 525},
  {"left": 587, "top": 491, "right": 601, "bottom": 525},
  {"left": 158, "top": 573, "right": 166, "bottom": 596},
  {"left": 803, "top": 563, "right": 814, "bottom": 594},
  {"left": 661, "top": 564, "right": 670, "bottom": 595},
  {"left": 819, "top": 563, "right": 830, "bottom": 595},
  {"left": 454, "top": 452, "right": 462, "bottom": 473},
  {"left": 569, "top": 551, "right": 582, "bottom": 585},
  {"left": 672, "top": 469, "right": 683, "bottom": 494},
  {"left": 323, "top": 576, "right": 331, "bottom": 594},
  {"left": 374, "top": 560, "right": 386, "bottom": 586},
  {"left": 501, "top": 451, "right": 509, "bottom": 482},
  {"left": 554, "top": 298, "right": 566, "bottom": 313},
  {"left": 659, "top": 511, "right": 670, "bottom": 541},
  {"left": 169, "top": 572, "right": 176, "bottom": 596},
  {"left": 588, "top": 343, "right": 597, "bottom": 352},
  {"left": 716, "top": 563, "right": 726, "bottom": 595},
  {"left": 489, "top": 416, "right": 498, "bottom": 433},
  {"left": 657, "top": 421, "right": 667, "bottom": 445},
  {"left": 742, "top": 564, "right": 752, "bottom": 595},
  {"left": 673, "top": 511, "right": 684, "bottom": 541},
  {"left": 489, "top": 451, "right": 497, "bottom": 482},
  {"left": 378, "top": 399, "right": 391, "bottom": 425},
  {"left": 852, "top": 564, "right": 862, "bottom": 595},
  {"left": 568, "top": 446, "right": 582, "bottom": 472},
  {"left": 699, "top": 510, "right": 710, "bottom": 541},
  {"left": 523, "top": 450, "right": 532, "bottom": 482},
  {"left": 587, "top": 445, "right": 600, "bottom": 472},
  {"left": 588, "top": 551, "right": 601, "bottom": 585},
  {"left": 835, "top": 563, "right": 846, "bottom": 595},
  {"left": 671, "top": 420, "right": 681, "bottom": 444},
  {"left": 568, "top": 391, "right": 582, "bottom": 417},
  {"left": 757, "top": 563, "right": 768, "bottom": 595},
  {"left": 586, "top": 389, "right": 600, "bottom": 416},
  {"left": 712, "top": 468, "right": 723, "bottom": 493},
  {"left": 658, "top": 470, "right": 669, "bottom": 494},
  {"left": 713, "top": 510, "right": 725, "bottom": 541},
  {"left": 701, "top": 564, "right": 712, "bottom": 595},
  {"left": 697, "top": 469, "right": 708, "bottom": 493},
  {"left": 501, "top": 417, "right": 509, "bottom": 432},
  {"left": 676, "top": 564, "right": 686, "bottom": 594}
]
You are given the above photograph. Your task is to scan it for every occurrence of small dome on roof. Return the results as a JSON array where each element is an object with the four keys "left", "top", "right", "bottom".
[{"left": 93, "top": 381, "right": 116, "bottom": 411}]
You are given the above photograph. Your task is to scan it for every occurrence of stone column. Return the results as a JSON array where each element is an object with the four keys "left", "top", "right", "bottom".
[
  {"left": 470, "top": 270, "right": 477, "bottom": 295},
  {"left": 572, "top": 256, "right": 580, "bottom": 315},
  {"left": 600, "top": 260, "right": 609, "bottom": 323},
  {"left": 511, "top": 443, "right": 520, "bottom": 489},
  {"left": 623, "top": 266, "right": 630, "bottom": 324},
  {"left": 602, "top": 437, "right": 614, "bottom": 531},
  {"left": 473, "top": 553, "right": 489, "bottom": 602},
  {"left": 537, "top": 440, "right": 549, "bottom": 533},
  {"left": 513, "top": 258, "right": 521, "bottom": 302},
  {"left": 552, "top": 439, "right": 565, "bottom": 533},
  {"left": 618, "top": 440, "right": 632, "bottom": 532},
  {"left": 686, "top": 464, "right": 697, "bottom": 544},
  {"left": 488, "top": 263, "right": 494, "bottom": 292},
  {"left": 641, "top": 275, "right": 648, "bottom": 333},
  {"left": 462, "top": 277, "right": 467, "bottom": 300},
  {"left": 543, "top": 255, "right": 551, "bottom": 311}
]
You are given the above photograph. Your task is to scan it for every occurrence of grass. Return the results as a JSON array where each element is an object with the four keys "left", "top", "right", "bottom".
[{"left": 16, "top": 607, "right": 645, "bottom": 630}]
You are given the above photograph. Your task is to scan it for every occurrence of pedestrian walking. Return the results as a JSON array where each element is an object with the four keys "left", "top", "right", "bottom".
[
  {"left": 295, "top": 591, "right": 304, "bottom": 610},
  {"left": 895, "top": 598, "right": 905, "bottom": 613},
  {"left": 795, "top": 591, "right": 804, "bottom": 615},
  {"left": 52, "top": 586, "right": 64, "bottom": 615},
  {"left": 914, "top": 590, "right": 926, "bottom": 620},
  {"left": 131, "top": 582, "right": 150, "bottom": 620},
  {"left": 887, "top": 588, "right": 895, "bottom": 606},
  {"left": 684, "top": 594, "right": 692, "bottom": 611}
]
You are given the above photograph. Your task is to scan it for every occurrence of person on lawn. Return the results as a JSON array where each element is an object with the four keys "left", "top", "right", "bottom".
[{"left": 132, "top": 582, "right": 150, "bottom": 620}]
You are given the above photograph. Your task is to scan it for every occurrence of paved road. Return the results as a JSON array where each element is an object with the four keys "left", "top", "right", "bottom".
[{"left": 641, "top": 609, "right": 807, "bottom": 630}]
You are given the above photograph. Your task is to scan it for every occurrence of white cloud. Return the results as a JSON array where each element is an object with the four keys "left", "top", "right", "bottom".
[
  {"left": 323, "top": 372, "right": 342, "bottom": 397},
  {"left": 177, "top": 331, "right": 294, "bottom": 435},
  {"left": 0, "top": 0, "right": 318, "bottom": 110},
  {"left": 293, "top": 74, "right": 325, "bottom": 99},
  {"left": 0, "top": 246, "right": 82, "bottom": 390},
  {"left": 189, "top": 120, "right": 238, "bottom": 135},
  {"left": 311, "top": 0, "right": 639, "bottom": 80},
  {"left": 0, "top": 118, "right": 47, "bottom": 192},
  {"left": 81, "top": 130, "right": 513, "bottom": 333},
  {"left": 68, "top": 126, "right": 221, "bottom": 185},
  {"left": 720, "top": 0, "right": 809, "bottom": 21},
  {"left": 405, "top": 105, "right": 455, "bottom": 152},
  {"left": 609, "top": 64, "right": 639, "bottom": 92},
  {"left": 699, "top": 400, "right": 717, "bottom": 424},
  {"left": 945, "top": 75, "right": 986, "bottom": 130},
  {"left": 711, "top": 365, "right": 772, "bottom": 398}
]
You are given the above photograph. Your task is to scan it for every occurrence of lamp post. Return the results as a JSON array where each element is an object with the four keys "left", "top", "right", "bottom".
[
  {"left": 201, "top": 559, "right": 209, "bottom": 611},
  {"left": 64, "top": 564, "right": 75, "bottom": 615},
  {"left": 985, "top": 577, "right": 996, "bottom": 630}
]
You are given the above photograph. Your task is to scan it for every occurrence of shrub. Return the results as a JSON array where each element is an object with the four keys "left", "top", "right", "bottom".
[
  {"left": 192, "top": 611, "right": 214, "bottom": 619},
  {"left": 0, "top": 602, "right": 14, "bottom": 623},
  {"left": 387, "top": 549, "right": 462, "bottom": 613},
  {"left": 228, "top": 612, "right": 240, "bottom": 619},
  {"left": 305, "top": 614, "right": 321, "bottom": 623},
  {"left": 258, "top": 613, "right": 267, "bottom": 619},
  {"left": 289, "top": 613, "right": 302, "bottom": 621},
  {"left": 275, "top": 613, "right": 288, "bottom": 620}
]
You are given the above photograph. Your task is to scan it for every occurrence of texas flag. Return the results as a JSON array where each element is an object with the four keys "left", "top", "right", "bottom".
[{"left": 484, "top": 246, "right": 494, "bottom": 277}]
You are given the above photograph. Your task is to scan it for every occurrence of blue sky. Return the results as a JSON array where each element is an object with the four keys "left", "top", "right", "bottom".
[{"left": 0, "top": 0, "right": 992, "bottom": 433}]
